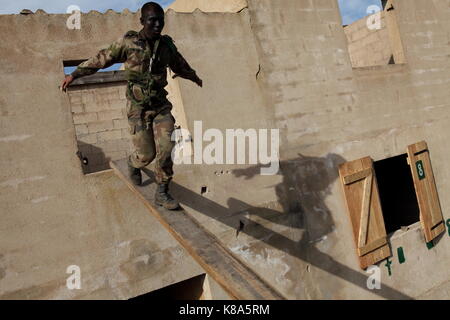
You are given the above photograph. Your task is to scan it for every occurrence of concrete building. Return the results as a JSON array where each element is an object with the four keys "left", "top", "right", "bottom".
[{"left": 1, "top": 0, "right": 450, "bottom": 299}]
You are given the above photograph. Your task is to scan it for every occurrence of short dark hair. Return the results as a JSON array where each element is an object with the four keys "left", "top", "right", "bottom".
[{"left": 141, "top": 2, "right": 164, "bottom": 16}]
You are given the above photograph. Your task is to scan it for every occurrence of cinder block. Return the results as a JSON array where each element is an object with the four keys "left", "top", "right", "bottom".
[
  {"left": 109, "top": 100, "right": 125, "bottom": 110},
  {"left": 72, "top": 112, "right": 98, "bottom": 125},
  {"left": 314, "top": 0, "right": 334, "bottom": 10},
  {"left": 77, "top": 133, "right": 97, "bottom": 144},
  {"left": 81, "top": 93, "right": 95, "bottom": 104},
  {"left": 108, "top": 150, "right": 127, "bottom": 160},
  {"left": 94, "top": 140, "right": 117, "bottom": 153},
  {"left": 113, "top": 119, "right": 129, "bottom": 129},
  {"left": 84, "top": 100, "right": 109, "bottom": 113},
  {"left": 69, "top": 93, "right": 82, "bottom": 105},
  {"left": 121, "top": 128, "right": 131, "bottom": 139},
  {"left": 298, "top": 0, "right": 313, "bottom": 10},
  {"left": 96, "top": 90, "right": 120, "bottom": 102},
  {"left": 70, "top": 103, "right": 84, "bottom": 114},
  {"left": 74, "top": 124, "right": 89, "bottom": 135},
  {"left": 97, "top": 109, "right": 124, "bottom": 121},
  {"left": 88, "top": 120, "right": 114, "bottom": 133},
  {"left": 97, "top": 130, "right": 122, "bottom": 142}
]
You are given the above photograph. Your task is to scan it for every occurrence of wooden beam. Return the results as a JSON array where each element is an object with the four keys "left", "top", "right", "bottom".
[
  {"left": 343, "top": 168, "right": 372, "bottom": 185},
  {"left": 110, "top": 159, "right": 285, "bottom": 300},
  {"left": 358, "top": 173, "right": 372, "bottom": 248}
]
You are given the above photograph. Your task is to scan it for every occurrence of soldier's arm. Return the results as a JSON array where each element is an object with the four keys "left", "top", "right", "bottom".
[
  {"left": 61, "top": 37, "right": 127, "bottom": 91},
  {"left": 165, "top": 36, "right": 202, "bottom": 87},
  {"left": 71, "top": 38, "right": 127, "bottom": 79}
]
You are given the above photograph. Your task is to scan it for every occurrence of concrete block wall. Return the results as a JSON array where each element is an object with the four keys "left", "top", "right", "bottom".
[
  {"left": 68, "top": 82, "right": 131, "bottom": 174},
  {"left": 344, "top": 12, "right": 393, "bottom": 67}
]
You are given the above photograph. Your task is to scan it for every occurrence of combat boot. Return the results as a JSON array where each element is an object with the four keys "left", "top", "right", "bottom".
[
  {"left": 128, "top": 160, "right": 142, "bottom": 186},
  {"left": 155, "top": 183, "right": 180, "bottom": 210}
]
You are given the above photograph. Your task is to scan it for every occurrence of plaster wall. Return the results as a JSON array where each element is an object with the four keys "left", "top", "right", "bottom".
[
  {"left": 0, "top": 9, "right": 224, "bottom": 299},
  {"left": 2, "top": 0, "right": 450, "bottom": 300},
  {"left": 168, "top": 0, "right": 450, "bottom": 299}
]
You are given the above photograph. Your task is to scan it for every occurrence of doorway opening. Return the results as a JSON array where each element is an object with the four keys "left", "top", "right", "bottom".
[{"left": 374, "top": 154, "right": 420, "bottom": 234}]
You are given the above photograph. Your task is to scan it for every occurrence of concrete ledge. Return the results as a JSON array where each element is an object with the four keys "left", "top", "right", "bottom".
[{"left": 70, "top": 71, "right": 127, "bottom": 86}]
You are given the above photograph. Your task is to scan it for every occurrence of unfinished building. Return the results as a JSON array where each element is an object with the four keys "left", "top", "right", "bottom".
[{"left": 1, "top": 0, "right": 450, "bottom": 299}]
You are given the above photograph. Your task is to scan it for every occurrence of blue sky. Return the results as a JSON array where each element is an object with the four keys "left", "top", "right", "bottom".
[
  {"left": 0, "top": 0, "right": 175, "bottom": 14},
  {"left": 338, "top": 0, "right": 382, "bottom": 25}
]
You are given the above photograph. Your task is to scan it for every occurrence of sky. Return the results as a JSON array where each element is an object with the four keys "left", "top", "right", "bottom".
[{"left": 338, "top": 0, "right": 383, "bottom": 25}]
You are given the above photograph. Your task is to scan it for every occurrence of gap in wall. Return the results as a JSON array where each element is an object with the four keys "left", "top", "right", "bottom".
[
  {"left": 130, "top": 274, "right": 210, "bottom": 300},
  {"left": 374, "top": 153, "right": 420, "bottom": 234}
]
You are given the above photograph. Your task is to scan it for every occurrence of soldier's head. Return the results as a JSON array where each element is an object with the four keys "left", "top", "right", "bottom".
[{"left": 140, "top": 2, "right": 165, "bottom": 40}]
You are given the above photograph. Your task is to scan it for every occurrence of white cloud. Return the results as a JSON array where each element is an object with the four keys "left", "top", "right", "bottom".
[{"left": 0, "top": 0, "right": 174, "bottom": 14}]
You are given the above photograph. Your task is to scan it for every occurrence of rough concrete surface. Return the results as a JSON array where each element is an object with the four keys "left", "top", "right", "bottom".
[{"left": 1, "top": 0, "right": 450, "bottom": 300}]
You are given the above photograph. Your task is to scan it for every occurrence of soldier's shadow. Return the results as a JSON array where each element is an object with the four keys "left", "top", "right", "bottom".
[{"left": 146, "top": 153, "right": 411, "bottom": 299}]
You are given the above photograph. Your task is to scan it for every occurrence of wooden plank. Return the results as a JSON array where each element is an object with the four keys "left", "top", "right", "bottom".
[
  {"left": 410, "top": 140, "right": 428, "bottom": 155},
  {"left": 358, "top": 172, "right": 372, "bottom": 248},
  {"left": 339, "top": 157, "right": 391, "bottom": 269},
  {"left": 358, "top": 237, "right": 387, "bottom": 256},
  {"left": 343, "top": 168, "right": 372, "bottom": 185},
  {"left": 407, "top": 142, "right": 444, "bottom": 242},
  {"left": 431, "top": 222, "right": 445, "bottom": 239},
  {"left": 110, "top": 159, "right": 285, "bottom": 300}
]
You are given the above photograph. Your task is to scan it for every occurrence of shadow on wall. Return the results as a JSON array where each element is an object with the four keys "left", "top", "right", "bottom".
[
  {"left": 77, "top": 141, "right": 111, "bottom": 174},
  {"left": 144, "top": 153, "right": 412, "bottom": 300}
]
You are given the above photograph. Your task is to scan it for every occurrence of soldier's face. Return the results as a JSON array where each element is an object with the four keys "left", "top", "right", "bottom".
[{"left": 141, "top": 9, "right": 165, "bottom": 40}]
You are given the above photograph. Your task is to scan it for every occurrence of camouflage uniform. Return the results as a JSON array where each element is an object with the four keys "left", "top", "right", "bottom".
[{"left": 71, "top": 29, "right": 199, "bottom": 184}]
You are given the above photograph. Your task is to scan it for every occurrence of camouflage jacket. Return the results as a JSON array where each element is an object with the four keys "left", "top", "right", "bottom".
[{"left": 71, "top": 29, "right": 198, "bottom": 108}]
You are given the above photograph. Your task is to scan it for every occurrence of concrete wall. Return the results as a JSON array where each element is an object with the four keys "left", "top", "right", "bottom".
[
  {"left": 2, "top": 0, "right": 450, "bottom": 300},
  {"left": 168, "top": 0, "right": 450, "bottom": 299},
  {"left": 343, "top": 12, "right": 392, "bottom": 67},
  {"left": 168, "top": 0, "right": 247, "bottom": 13},
  {"left": 0, "top": 9, "right": 229, "bottom": 299}
]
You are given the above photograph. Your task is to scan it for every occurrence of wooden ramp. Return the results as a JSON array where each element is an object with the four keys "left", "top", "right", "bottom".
[{"left": 110, "top": 159, "right": 285, "bottom": 300}]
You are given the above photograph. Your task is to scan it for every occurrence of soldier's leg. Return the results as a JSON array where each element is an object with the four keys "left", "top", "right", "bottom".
[
  {"left": 153, "top": 109, "right": 175, "bottom": 184},
  {"left": 153, "top": 109, "right": 179, "bottom": 210},
  {"left": 127, "top": 103, "right": 157, "bottom": 169}
]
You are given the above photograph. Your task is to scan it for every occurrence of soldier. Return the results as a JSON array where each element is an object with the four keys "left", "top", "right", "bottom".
[{"left": 61, "top": 2, "right": 202, "bottom": 210}]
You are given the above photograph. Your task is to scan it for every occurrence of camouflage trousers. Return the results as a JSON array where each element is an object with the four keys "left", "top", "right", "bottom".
[{"left": 126, "top": 99, "right": 175, "bottom": 184}]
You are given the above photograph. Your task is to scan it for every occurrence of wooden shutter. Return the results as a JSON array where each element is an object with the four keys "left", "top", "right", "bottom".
[
  {"left": 407, "top": 141, "right": 445, "bottom": 242},
  {"left": 339, "top": 157, "right": 391, "bottom": 269}
]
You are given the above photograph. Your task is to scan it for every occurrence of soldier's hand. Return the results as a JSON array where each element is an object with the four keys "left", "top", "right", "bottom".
[
  {"left": 194, "top": 77, "right": 203, "bottom": 88},
  {"left": 60, "top": 75, "right": 74, "bottom": 92}
]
